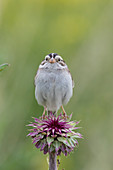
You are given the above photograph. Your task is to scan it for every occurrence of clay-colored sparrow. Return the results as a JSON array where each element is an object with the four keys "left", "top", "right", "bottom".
[{"left": 35, "top": 53, "right": 74, "bottom": 116}]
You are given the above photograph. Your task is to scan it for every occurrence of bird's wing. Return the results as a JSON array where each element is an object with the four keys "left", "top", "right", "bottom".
[
  {"left": 66, "top": 67, "right": 74, "bottom": 88},
  {"left": 34, "top": 69, "right": 40, "bottom": 87},
  {"left": 34, "top": 60, "right": 46, "bottom": 86}
]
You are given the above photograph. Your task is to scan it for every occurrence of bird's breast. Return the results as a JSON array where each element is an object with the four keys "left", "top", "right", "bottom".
[{"left": 35, "top": 68, "right": 73, "bottom": 111}]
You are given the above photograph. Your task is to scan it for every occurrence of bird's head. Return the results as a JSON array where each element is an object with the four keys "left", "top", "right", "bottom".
[
  {"left": 44, "top": 53, "right": 65, "bottom": 66},
  {"left": 39, "top": 53, "right": 66, "bottom": 69}
]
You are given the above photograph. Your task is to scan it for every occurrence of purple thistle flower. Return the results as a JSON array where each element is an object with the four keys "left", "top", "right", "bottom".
[{"left": 27, "top": 113, "right": 82, "bottom": 156}]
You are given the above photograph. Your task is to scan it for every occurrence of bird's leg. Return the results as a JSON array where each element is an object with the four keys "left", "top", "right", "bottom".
[
  {"left": 42, "top": 106, "right": 46, "bottom": 119},
  {"left": 61, "top": 105, "right": 66, "bottom": 117}
]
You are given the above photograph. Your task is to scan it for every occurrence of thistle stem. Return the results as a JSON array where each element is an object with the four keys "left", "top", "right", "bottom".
[{"left": 49, "top": 152, "right": 57, "bottom": 170}]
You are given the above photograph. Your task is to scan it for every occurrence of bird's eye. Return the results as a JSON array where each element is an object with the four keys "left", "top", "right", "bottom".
[
  {"left": 45, "top": 56, "right": 50, "bottom": 61},
  {"left": 57, "top": 58, "right": 60, "bottom": 61},
  {"left": 55, "top": 55, "right": 63, "bottom": 62}
]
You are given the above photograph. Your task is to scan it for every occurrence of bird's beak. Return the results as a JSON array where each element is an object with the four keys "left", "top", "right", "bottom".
[{"left": 49, "top": 58, "right": 56, "bottom": 63}]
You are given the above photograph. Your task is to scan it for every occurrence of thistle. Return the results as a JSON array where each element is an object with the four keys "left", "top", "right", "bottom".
[{"left": 27, "top": 113, "right": 82, "bottom": 157}]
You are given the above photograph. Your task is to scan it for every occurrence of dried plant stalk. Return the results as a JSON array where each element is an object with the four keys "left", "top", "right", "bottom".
[{"left": 49, "top": 152, "right": 57, "bottom": 170}]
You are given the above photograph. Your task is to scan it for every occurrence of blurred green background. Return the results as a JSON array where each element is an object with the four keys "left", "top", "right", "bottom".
[{"left": 0, "top": 0, "right": 113, "bottom": 169}]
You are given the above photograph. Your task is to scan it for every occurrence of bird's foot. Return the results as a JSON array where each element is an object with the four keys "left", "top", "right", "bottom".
[
  {"left": 63, "top": 112, "right": 67, "bottom": 117},
  {"left": 42, "top": 114, "right": 45, "bottom": 120},
  {"left": 63, "top": 112, "right": 69, "bottom": 120}
]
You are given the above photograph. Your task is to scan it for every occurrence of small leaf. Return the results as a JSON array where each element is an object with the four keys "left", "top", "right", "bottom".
[
  {"left": 71, "top": 137, "right": 79, "bottom": 145},
  {"left": 57, "top": 137, "right": 65, "bottom": 143},
  {"left": 0, "top": 63, "right": 9, "bottom": 72},
  {"left": 73, "top": 132, "right": 83, "bottom": 138},
  {"left": 53, "top": 140, "right": 61, "bottom": 152},
  {"left": 40, "top": 139, "right": 47, "bottom": 151},
  {"left": 41, "top": 132, "right": 47, "bottom": 135},
  {"left": 43, "top": 145, "right": 48, "bottom": 154},
  {"left": 57, "top": 137, "right": 71, "bottom": 147},
  {"left": 68, "top": 113, "right": 73, "bottom": 121},
  {"left": 66, "top": 133, "right": 74, "bottom": 137},
  {"left": 47, "top": 137, "right": 54, "bottom": 147},
  {"left": 67, "top": 138, "right": 75, "bottom": 147},
  {"left": 35, "top": 141, "right": 42, "bottom": 149},
  {"left": 50, "top": 143, "right": 55, "bottom": 152},
  {"left": 68, "top": 122, "right": 76, "bottom": 127},
  {"left": 70, "top": 137, "right": 77, "bottom": 145}
]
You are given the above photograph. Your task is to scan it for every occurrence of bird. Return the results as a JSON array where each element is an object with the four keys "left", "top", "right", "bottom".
[{"left": 35, "top": 53, "right": 74, "bottom": 117}]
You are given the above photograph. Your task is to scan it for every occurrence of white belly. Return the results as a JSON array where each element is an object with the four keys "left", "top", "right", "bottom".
[{"left": 35, "top": 69, "right": 73, "bottom": 112}]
